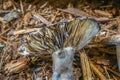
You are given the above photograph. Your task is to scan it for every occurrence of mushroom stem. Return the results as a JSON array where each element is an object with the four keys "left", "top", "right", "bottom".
[
  {"left": 52, "top": 47, "right": 74, "bottom": 80},
  {"left": 116, "top": 45, "right": 120, "bottom": 72}
]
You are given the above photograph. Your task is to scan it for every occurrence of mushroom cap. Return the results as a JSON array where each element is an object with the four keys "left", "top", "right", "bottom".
[
  {"left": 20, "top": 18, "right": 100, "bottom": 55},
  {"left": 102, "top": 34, "right": 120, "bottom": 45}
]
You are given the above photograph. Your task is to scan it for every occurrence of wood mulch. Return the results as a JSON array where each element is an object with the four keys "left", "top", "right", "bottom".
[{"left": 0, "top": 0, "right": 120, "bottom": 80}]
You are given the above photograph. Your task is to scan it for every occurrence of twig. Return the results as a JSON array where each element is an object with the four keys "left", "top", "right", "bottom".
[
  {"left": 20, "top": 0, "right": 24, "bottom": 16},
  {"left": 80, "top": 51, "right": 92, "bottom": 80}
]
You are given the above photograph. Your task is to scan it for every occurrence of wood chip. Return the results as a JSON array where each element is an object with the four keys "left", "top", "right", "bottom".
[
  {"left": 94, "top": 10, "right": 112, "bottom": 18},
  {"left": 33, "top": 14, "right": 52, "bottom": 26},
  {"left": 58, "top": 8, "right": 89, "bottom": 17},
  {"left": 13, "top": 28, "right": 39, "bottom": 35}
]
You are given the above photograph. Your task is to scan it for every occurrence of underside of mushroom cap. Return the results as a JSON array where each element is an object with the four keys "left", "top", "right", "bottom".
[{"left": 19, "top": 18, "right": 100, "bottom": 55}]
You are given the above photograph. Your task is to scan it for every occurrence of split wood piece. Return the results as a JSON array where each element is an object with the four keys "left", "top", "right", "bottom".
[
  {"left": 20, "top": 0, "right": 24, "bottom": 16},
  {"left": 0, "top": 38, "right": 6, "bottom": 42},
  {"left": 0, "top": 27, "right": 12, "bottom": 36},
  {"left": 33, "top": 14, "right": 52, "bottom": 26},
  {"left": 94, "top": 10, "right": 112, "bottom": 18},
  {"left": 89, "top": 61, "right": 107, "bottom": 80},
  {"left": 116, "top": 17, "right": 120, "bottom": 33},
  {"left": 13, "top": 28, "right": 40, "bottom": 35},
  {"left": 57, "top": 8, "right": 89, "bottom": 18},
  {"left": 112, "top": 75, "right": 118, "bottom": 80},
  {"left": 57, "top": 8, "right": 112, "bottom": 22},
  {"left": 105, "top": 66, "right": 120, "bottom": 77},
  {"left": 103, "top": 66, "right": 110, "bottom": 79},
  {"left": 80, "top": 51, "right": 92, "bottom": 80},
  {"left": 98, "top": 47, "right": 115, "bottom": 55}
]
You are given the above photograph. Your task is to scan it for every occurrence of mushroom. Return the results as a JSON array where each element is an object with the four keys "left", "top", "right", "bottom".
[
  {"left": 102, "top": 34, "right": 120, "bottom": 71},
  {"left": 19, "top": 18, "right": 100, "bottom": 80}
]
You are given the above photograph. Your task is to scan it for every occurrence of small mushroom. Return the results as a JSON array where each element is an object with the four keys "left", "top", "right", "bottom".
[{"left": 102, "top": 34, "right": 120, "bottom": 71}]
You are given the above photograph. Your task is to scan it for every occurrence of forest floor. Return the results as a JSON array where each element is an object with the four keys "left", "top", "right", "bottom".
[{"left": 0, "top": 0, "right": 120, "bottom": 80}]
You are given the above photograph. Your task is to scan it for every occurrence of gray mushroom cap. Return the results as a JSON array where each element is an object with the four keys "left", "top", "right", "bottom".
[{"left": 102, "top": 34, "right": 120, "bottom": 45}]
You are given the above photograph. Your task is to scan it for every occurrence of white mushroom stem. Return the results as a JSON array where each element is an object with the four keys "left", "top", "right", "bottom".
[
  {"left": 52, "top": 47, "right": 74, "bottom": 80},
  {"left": 116, "top": 45, "right": 120, "bottom": 71}
]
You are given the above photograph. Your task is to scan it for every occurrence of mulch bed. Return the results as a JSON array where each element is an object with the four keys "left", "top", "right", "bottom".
[{"left": 0, "top": 0, "right": 120, "bottom": 80}]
